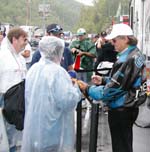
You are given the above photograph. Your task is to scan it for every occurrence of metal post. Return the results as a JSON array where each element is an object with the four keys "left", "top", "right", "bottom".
[
  {"left": 89, "top": 102, "right": 100, "bottom": 152},
  {"left": 29, "top": 0, "right": 31, "bottom": 25},
  {"left": 26, "top": 0, "right": 29, "bottom": 25},
  {"left": 42, "top": 0, "right": 46, "bottom": 34},
  {"left": 76, "top": 100, "right": 82, "bottom": 152},
  {"left": 141, "top": 0, "right": 145, "bottom": 52}
]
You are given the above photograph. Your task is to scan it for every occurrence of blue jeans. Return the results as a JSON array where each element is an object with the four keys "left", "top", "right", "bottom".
[
  {"left": 10, "top": 146, "right": 21, "bottom": 152},
  {"left": 0, "top": 94, "right": 4, "bottom": 107},
  {"left": 10, "top": 146, "right": 16, "bottom": 152}
]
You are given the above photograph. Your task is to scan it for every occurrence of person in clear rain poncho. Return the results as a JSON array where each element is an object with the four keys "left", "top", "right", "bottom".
[{"left": 21, "top": 36, "right": 82, "bottom": 152}]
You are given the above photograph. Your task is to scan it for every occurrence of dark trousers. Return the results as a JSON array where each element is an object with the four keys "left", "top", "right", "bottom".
[{"left": 108, "top": 108, "right": 139, "bottom": 152}]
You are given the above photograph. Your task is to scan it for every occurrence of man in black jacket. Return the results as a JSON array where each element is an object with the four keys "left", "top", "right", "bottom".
[
  {"left": 77, "top": 24, "right": 147, "bottom": 152},
  {"left": 95, "top": 31, "right": 117, "bottom": 75}
]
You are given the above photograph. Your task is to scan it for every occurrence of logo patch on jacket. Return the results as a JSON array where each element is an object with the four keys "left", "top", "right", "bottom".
[{"left": 135, "top": 55, "right": 145, "bottom": 68}]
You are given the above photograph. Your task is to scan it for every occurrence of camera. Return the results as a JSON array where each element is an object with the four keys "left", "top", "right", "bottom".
[{"left": 74, "top": 49, "right": 79, "bottom": 55}]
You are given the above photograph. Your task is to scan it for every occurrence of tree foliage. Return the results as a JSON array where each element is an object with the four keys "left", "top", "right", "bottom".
[
  {"left": 0, "top": 0, "right": 82, "bottom": 31},
  {"left": 0, "top": 0, "right": 130, "bottom": 33},
  {"left": 76, "top": 0, "right": 130, "bottom": 33}
]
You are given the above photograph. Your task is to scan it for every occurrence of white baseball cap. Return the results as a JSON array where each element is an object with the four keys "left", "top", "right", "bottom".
[
  {"left": 106, "top": 23, "right": 133, "bottom": 40},
  {"left": 77, "top": 28, "right": 86, "bottom": 36}
]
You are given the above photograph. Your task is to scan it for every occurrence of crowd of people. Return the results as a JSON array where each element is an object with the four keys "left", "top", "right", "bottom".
[{"left": 0, "top": 23, "right": 146, "bottom": 152}]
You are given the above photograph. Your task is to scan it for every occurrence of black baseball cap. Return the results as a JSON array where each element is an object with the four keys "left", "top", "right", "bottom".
[
  {"left": 101, "top": 31, "right": 107, "bottom": 37},
  {"left": 46, "top": 24, "right": 63, "bottom": 34}
]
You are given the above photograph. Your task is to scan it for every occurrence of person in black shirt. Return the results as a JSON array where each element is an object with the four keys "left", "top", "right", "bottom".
[{"left": 94, "top": 31, "right": 117, "bottom": 75}]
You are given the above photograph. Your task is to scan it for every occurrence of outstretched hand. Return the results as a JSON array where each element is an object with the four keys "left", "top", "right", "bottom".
[
  {"left": 91, "top": 75, "right": 102, "bottom": 85},
  {"left": 77, "top": 80, "right": 89, "bottom": 92}
]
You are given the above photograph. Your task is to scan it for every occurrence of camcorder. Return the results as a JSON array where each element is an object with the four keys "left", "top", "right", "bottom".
[{"left": 74, "top": 44, "right": 81, "bottom": 55}]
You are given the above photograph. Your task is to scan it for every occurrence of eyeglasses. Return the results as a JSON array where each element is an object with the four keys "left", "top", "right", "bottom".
[
  {"left": 112, "top": 36, "right": 120, "bottom": 43},
  {"left": 112, "top": 36, "right": 126, "bottom": 43},
  {"left": 112, "top": 38, "right": 117, "bottom": 43}
]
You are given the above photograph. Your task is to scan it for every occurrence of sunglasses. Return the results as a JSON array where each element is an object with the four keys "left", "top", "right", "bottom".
[
  {"left": 112, "top": 39, "right": 117, "bottom": 43},
  {"left": 112, "top": 36, "right": 126, "bottom": 43}
]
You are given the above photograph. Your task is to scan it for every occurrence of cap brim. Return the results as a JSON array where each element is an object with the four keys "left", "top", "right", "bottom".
[
  {"left": 52, "top": 30, "right": 63, "bottom": 34},
  {"left": 105, "top": 34, "right": 116, "bottom": 40},
  {"left": 77, "top": 33, "right": 85, "bottom": 36}
]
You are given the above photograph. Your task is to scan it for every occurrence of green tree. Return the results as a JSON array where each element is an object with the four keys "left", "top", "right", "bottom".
[
  {"left": 76, "top": 0, "right": 130, "bottom": 33},
  {"left": 0, "top": 0, "right": 82, "bottom": 31}
]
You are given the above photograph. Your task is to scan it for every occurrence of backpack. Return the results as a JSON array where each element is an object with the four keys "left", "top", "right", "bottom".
[{"left": 2, "top": 80, "right": 25, "bottom": 131}]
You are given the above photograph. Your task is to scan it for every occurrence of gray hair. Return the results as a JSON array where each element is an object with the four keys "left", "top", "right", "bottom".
[
  {"left": 127, "top": 36, "right": 138, "bottom": 45},
  {"left": 116, "top": 35, "right": 138, "bottom": 46},
  {"left": 39, "top": 36, "right": 64, "bottom": 63}
]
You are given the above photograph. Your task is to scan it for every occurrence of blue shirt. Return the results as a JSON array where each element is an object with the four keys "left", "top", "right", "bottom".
[{"left": 30, "top": 43, "right": 73, "bottom": 71}]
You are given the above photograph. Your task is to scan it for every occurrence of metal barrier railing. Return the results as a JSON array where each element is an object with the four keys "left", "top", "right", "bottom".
[
  {"left": 76, "top": 100, "right": 100, "bottom": 152},
  {"left": 75, "top": 68, "right": 111, "bottom": 152},
  {"left": 76, "top": 101, "right": 82, "bottom": 152},
  {"left": 89, "top": 102, "right": 100, "bottom": 152}
]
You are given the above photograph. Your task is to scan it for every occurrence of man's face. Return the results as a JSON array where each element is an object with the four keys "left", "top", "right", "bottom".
[
  {"left": 91, "top": 37, "right": 98, "bottom": 43},
  {"left": 13, "top": 36, "right": 28, "bottom": 53},
  {"left": 47, "top": 32, "right": 62, "bottom": 38},
  {"left": 0, "top": 32, "right": 4, "bottom": 43},
  {"left": 111, "top": 36, "right": 129, "bottom": 52},
  {"left": 78, "top": 35, "right": 85, "bottom": 41}
]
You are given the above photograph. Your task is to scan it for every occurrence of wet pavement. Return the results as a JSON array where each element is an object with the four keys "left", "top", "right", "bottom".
[
  {"left": 133, "top": 125, "right": 150, "bottom": 152},
  {"left": 76, "top": 103, "right": 150, "bottom": 152}
]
